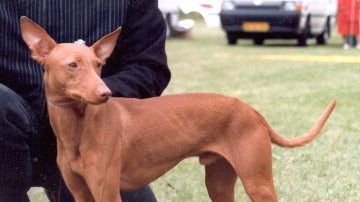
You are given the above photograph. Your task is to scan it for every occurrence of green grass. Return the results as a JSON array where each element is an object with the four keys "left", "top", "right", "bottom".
[{"left": 29, "top": 18, "right": 360, "bottom": 201}]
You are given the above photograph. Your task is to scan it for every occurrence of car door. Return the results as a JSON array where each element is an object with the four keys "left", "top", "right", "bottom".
[{"left": 309, "top": 0, "right": 335, "bottom": 34}]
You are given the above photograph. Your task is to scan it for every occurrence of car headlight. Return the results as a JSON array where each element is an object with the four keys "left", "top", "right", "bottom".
[
  {"left": 283, "top": 1, "right": 302, "bottom": 11},
  {"left": 222, "top": 2, "right": 235, "bottom": 10}
]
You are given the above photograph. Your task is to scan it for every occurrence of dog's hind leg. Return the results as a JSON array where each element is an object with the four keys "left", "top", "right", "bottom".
[
  {"left": 233, "top": 129, "right": 278, "bottom": 202},
  {"left": 203, "top": 156, "right": 237, "bottom": 202}
]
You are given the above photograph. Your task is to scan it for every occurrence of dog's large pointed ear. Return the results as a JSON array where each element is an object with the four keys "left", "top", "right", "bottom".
[
  {"left": 91, "top": 27, "right": 121, "bottom": 63},
  {"left": 20, "top": 16, "right": 57, "bottom": 64}
]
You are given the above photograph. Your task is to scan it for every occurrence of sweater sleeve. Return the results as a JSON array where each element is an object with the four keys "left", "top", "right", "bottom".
[{"left": 102, "top": 0, "right": 171, "bottom": 99}]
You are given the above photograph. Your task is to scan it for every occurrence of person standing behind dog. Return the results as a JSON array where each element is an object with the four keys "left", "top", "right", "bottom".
[
  {"left": 0, "top": 0, "right": 171, "bottom": 201},
  {"left": 337, "top": 0, "right": 360, "bottom": 49}
]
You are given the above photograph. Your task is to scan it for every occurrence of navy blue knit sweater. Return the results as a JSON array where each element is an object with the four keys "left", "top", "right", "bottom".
[{"left": 0, "top": 0, "right": 171, "bottom": 118}]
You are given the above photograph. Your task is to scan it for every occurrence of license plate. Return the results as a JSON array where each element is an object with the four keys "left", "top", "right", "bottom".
[{"left": 242, "top": 22, "right": 270, "bottom": 32}]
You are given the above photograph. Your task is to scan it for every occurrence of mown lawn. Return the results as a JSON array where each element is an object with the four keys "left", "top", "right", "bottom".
[{"left": 29, "top": 17, "right": 360, "bottom": 202}]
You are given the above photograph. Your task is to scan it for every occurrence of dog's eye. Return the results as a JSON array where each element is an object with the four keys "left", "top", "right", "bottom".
[{"left": 69, "top": 62, "right": 78, "bottom": 68}]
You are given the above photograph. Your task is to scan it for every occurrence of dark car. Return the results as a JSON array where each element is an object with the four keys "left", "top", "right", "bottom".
[{"left": 219, "top": 0, "right": 337, "bottom": 46}]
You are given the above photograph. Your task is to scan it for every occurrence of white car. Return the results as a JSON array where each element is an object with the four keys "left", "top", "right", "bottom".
[
  {"left": 178, "top": 0, "right": 222, "bottom": 27},
  {"left": 220, "top": 0, "right": 337, "bottom": 46},
  {"left": 159, "top": 0, "right": 222, "bottom": 27}
]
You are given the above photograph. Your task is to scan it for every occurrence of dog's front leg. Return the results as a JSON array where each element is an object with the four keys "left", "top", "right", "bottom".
[
  {"left": 57, "top": 157, "right": 95, "bottom": 202},
  {"left": 79, "top": 155, "right": 122, "bottom": 202}
]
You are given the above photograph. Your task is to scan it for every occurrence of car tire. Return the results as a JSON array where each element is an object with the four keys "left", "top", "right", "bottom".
[
  {"left": 253, "top": 38, "right": 264, "bottom": 45},
  {"left": 298, "top": 17, "right": 310, "bottom": 46},
  {"left": 226, "top": 32, "right": 238, "bottom": 45},
  {"left": 316, "top": 19, "right": 330, "bottom": 45}
]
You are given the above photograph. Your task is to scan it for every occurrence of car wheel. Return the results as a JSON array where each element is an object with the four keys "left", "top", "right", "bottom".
[
  {"left": 227, "top": 32, "right": 238, "bottom": 45},
  {"left": 316, "top": 20, "right": 330, "bottom": 45},
  {"left": 253, "top": 38, "right": 264, "bottom": 45},
  {"left": 298, "top": 17, "right": 310, "bottom": 46}
]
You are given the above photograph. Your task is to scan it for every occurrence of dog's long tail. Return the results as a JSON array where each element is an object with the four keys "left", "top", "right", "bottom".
[{"left": 262, "top": 100, "right": 336, "bottom": 148}]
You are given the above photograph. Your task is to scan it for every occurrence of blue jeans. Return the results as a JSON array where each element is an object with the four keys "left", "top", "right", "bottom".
[{"left": 0, "top": 84, "right": 157, "bottom": 202}]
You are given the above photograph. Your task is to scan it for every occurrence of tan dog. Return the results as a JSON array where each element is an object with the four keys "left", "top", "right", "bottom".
[{"left": 20, "top": 16, "right": 336, "bottom": 202}]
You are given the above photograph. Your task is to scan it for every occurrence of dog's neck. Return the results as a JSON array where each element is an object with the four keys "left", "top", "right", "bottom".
[
  {"left": 46, "top": 98, "right": 87, "bottom": 162},
  {"left": 47, "top": 99, "right": 79, "bottom": 108},
  {"left": 46, "top": 97, "right": 87, "bottom": 115}
]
